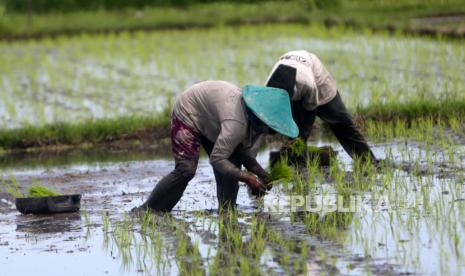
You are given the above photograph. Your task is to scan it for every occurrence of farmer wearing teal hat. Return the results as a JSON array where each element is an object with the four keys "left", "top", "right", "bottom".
[{"left": 136, "top": 80, "right": 298, "bottom": 212}]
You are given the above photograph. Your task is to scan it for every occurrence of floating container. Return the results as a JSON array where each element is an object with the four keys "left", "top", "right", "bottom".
[{"left": 15, "top": 194, "right": 81, "bottom": 214}]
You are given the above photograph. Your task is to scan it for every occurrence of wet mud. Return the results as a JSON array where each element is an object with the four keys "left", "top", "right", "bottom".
[{"left": 0, "top": 140, "right": 463, "bottom": 275}]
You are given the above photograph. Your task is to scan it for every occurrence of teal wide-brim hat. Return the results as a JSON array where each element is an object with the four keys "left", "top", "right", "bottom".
[{"left": 242, "top": 85, "right": 299, "bottom": 138}]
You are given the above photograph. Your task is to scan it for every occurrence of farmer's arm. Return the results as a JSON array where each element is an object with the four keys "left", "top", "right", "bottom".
[
  {"left": 299, "top": 87, "right": 317, "bottom": 141},
  {"left": 210, "top": 120, "right": 264, "bottom": 190},
  {"left": 235, "top": 148, "right": 270, "bottom": 181}
]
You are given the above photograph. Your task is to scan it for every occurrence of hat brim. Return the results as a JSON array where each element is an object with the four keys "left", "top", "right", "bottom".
[{"left": 243, "top": 85, "right": 299, "bottom": 138}]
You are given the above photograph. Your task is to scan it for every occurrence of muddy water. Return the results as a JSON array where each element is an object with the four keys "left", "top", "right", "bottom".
[{"left": 0, "top": 141, "right": 464, "bottom": 275}]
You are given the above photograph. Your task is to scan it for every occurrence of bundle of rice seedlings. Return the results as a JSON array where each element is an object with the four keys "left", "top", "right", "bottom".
[
  {"left": 28, "top": 185, "right": 60, "bottom": 197},
  {"left": 290, "top": 138, "right": 306, "bottom": 157},
  {"left": 268, "top": 159, "right": 294, "bottom": 183}
]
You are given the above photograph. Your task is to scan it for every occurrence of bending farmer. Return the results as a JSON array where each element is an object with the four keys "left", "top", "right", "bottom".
[
  {"left": 266, "top": 50, "right": 376, "bottom": 161},
  {"left": 137, "top": 80, "right": 298, "bottom": 212}
]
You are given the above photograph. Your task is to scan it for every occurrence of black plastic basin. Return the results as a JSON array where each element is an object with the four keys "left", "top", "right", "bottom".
[{"left": 15, "top": 194, "right": 81, "bottom": 214}]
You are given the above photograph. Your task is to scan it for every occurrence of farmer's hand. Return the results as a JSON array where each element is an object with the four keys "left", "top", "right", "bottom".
[
  {"left": 282, "top": 138, "right": 306, "bottom": 152},
  {"left": 239, "top": 172, "right": 267, "bottom": 193},
  {"left": 248, "top": 164, "right": 272, "bottom": 190},
  {"left": 281, "top": 139, "right": 294, "bottom": 150}
]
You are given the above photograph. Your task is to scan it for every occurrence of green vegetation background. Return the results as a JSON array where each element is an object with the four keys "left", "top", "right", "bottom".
[
  {"left": 0, "top": 0, "right": 464, "bottom": 151},
  {"left": 0, "top": 0, "right": 464, "bottom": 38},
  {"left": 2, "top": 0, "right": 336, "bottom": 13}
]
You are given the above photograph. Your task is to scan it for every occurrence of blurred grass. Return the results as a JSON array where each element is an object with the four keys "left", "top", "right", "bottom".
[
  {"left": 0, "top": 113, "right": 170, "bottom": 151},
  {"left": 0, "top": 0, "right": 464, "bottom": 151},
  {"left": 356, "top": 98, "right": 465, "bottom": 123},
  {"left": 0, "top": 2, "right": 308, "bottom": 38},
  {"left": 1, "top": 97, "right": 464, "bottom": 152},
  {"left": 0, "top": 0, "right": 465, "bottom": 39}
]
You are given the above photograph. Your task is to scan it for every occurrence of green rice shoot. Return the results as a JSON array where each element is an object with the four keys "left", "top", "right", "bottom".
[
  {"left": 268, "top": 159, "right": 294, "bottom": 183},
  {"left": 0, "top": 175, "right": 24, "bottom": 198},
  {"left": 28, "top": 185, "right": 60, "bottom": 198},
  {"left": 290, "top": 138, "right": 306, "bottom": 157}
]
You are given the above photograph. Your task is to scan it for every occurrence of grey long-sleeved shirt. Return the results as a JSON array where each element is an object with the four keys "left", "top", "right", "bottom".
[
  {"left": 266, "top": 50, "right": 338, "bottom": 110},
  {"left": 173, "top": 80, "right": 258, "bottom": 177}
]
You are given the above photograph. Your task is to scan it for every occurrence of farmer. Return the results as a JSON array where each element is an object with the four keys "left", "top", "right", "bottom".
[
  {"left": 265, "top": 50, "right": 376, "bottom": 161},
  {"left": 136, "top": 80, "right": 298, "bottom": 212}
]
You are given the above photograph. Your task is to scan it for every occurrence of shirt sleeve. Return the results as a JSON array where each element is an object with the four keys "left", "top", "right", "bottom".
[
  {"left": 234, "top": 144, "right": 256, "bottom": 167},
  {"left": 210, "top": 119, "right": 247, "bottom": 177}
]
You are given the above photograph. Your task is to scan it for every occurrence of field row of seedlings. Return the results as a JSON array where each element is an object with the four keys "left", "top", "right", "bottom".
[
  {"left": 1, "top": 111, "right": 461, "bottom": 274},
  {"left": 86, "top": 207, "right": 327, "bottom": 275},
  {"left": 2, "top": 118, "right": 464, "bottom": 274},
  {"left": 0, "top": 24, "right": 464, "bottom": 128},
  {"left": 70, "top": 116, "right": 465, "bottom": 274}
]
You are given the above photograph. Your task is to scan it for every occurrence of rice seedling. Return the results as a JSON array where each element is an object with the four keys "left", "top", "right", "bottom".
[
  {"left": 0, "top": 173, "right": 23, "bottom": 198},
  {"left": 268, "top": 158, "right": 294, "bottom": 184},
  {"left": 102, "top": 212, "right": 110, "bottom": 233},
  {"left": 290, "top": 138, "right": 306, "bottom": 157},
  {"left": 1, "top": 172, "right": 63, "bottom": 199},
  {"left": 27, "top": 185, "right": 60, "bottom": 197}
]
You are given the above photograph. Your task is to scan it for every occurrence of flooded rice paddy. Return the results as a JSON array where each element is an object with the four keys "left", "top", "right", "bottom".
[
  {"left": 1, "top": 23, "right": 464, "bottom": 275},
  {"left": 1, "top": 135, "right": 465, "bottom": 275},
  {"left": 0, "top": 24, "right": 464, "bottom": 128}
]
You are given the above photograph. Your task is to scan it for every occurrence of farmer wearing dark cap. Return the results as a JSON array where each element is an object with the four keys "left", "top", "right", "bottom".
[
  {"left": 266, "top": 50, "right": 376, "bottom": 161},
  {"left": 136, "top": 80, "right": 298, "bottom": 212}
]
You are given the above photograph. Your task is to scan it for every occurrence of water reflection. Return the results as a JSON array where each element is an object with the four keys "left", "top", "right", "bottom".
[{"left": 15, "top": 213, "right": 82, "bottom": 234}]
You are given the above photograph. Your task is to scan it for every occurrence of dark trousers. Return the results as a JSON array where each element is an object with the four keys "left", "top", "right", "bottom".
[
  {"left": 293, "top": 92, "right": 375, "bottom": 161},
  {"left": 142, "top": 137, "right": 241, "bottom": 212}
]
